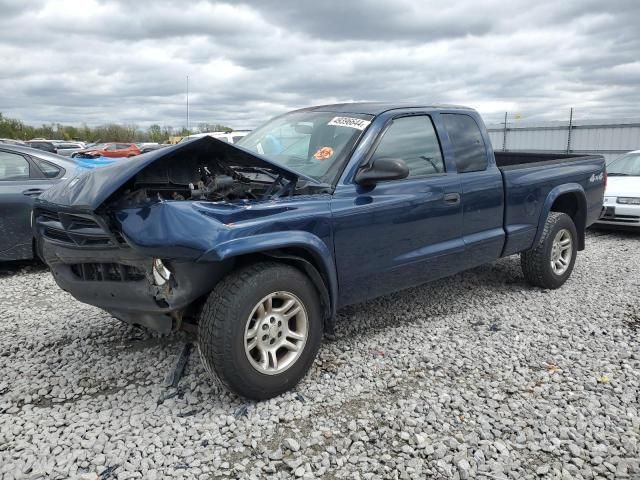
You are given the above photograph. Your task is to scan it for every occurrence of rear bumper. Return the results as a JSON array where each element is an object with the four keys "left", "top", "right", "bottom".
[{"left": 34, "top": 206, "right": 231, "bottom": 333}]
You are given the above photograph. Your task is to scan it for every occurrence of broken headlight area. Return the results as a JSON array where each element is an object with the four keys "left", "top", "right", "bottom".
[{"left": 152, "top": 258, "right": 171, "bottom": 286}]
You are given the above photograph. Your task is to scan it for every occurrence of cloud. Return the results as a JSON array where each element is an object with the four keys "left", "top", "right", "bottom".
[{"left": 0, "top": 0, "right": 639, "bottom": 129}]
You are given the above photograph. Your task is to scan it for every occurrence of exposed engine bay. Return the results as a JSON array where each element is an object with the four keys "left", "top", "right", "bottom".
[{"left": 106, "top": 142, "right": 328, "bottom": 208}]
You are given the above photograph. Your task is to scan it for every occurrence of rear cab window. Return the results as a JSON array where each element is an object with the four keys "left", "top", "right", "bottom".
[
  {"left": 442, "top": 114, "right": 488, "bottom": 173},
  {"left": 371, "top": 115, "right": 445, "bottom": 178}
]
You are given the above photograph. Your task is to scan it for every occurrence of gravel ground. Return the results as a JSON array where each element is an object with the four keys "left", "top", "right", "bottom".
[{"left": 1, "top": 229, "right": 639, "bottom": 480}]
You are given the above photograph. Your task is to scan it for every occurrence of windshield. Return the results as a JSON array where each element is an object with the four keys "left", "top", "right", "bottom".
[
  {"left": 608, "top": 153, "right": 640, "bottom": 176},
  {"left": 237, "top": 111, "right": 373, "bottom": 181}
]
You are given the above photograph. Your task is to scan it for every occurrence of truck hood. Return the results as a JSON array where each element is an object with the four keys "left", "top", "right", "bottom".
[{"left": 38, "top": 136, "right": 314, "bottom": 211}]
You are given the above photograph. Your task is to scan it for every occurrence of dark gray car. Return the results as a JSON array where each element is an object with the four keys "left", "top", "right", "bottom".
[{"left": 0, "top": 145, "right": 81, "bottom": 261}]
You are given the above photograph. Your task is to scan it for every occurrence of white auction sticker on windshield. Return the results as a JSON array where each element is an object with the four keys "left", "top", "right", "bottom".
[{"left": 327, "top": 116, "right": 371, "bottom": 130}]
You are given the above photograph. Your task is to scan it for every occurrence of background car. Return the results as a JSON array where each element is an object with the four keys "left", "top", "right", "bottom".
[
  {"left": 26, "top": 140, "right": 58, "bottom": 154},
  {"left": 0, "top": 138, "right": 27, "bottom": 146},
  {"left": 596, "top": 150, "right": 640, "bottom": 229},
  {"left": 73, "top": 142, "right": 141, "bottom": 159},
  {"left": 178, "top": 131, "right": 250, "bottom": 144},
  {"left": 52, "top": 141, "right": 86, "bottom": 157},
  {"left": 136, "top": 143, "right": 170, "bottom": 154},
  {"left": 0, "top": 145, "right": 82, "bottom": 261}
]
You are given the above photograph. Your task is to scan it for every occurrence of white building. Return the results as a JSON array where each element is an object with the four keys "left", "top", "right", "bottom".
[{"left": 485, "top": 118, "right": 640, "bottom": 163}]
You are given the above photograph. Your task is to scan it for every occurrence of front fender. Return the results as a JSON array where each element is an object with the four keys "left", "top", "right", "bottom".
[
  {"left": 198, "top": 231, "right": 338, "bottom": 318},
  {"left": 534, "top": 183, "right": 586, "bottom": 249}
]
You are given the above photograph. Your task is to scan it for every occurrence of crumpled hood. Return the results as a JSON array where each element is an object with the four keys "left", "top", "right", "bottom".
[{"left": 37, "top": 136, "right": 311, "bottom": 211}]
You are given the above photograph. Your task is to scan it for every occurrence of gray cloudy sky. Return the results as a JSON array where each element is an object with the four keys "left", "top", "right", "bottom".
[{"left": 1, "top": 0, "right": 639, "bottom": 129}]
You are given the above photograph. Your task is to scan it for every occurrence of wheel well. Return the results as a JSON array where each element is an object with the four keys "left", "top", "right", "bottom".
[
  {"left": 550, "top": 192, "right": 586, "bottom": 250},
  {"left": 230, "top": 248, "right": 334, "bottom": 332}
]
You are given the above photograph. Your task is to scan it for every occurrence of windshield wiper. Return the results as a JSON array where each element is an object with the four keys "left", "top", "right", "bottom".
[
  {"left": 295, "top": 180, "right": 331, "bottom": 191},
  {"left": 607, "top": 172, "right": 630, "bottom": 176}
]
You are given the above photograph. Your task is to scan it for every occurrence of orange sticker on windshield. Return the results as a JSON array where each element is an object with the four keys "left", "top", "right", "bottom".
[{"left": 313, "top": 146, "right": 334, "bottom": 160}]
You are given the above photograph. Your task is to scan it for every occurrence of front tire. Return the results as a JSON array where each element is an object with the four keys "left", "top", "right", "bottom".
[
  {"left": 521, "top": 212, "right": 578, "bottom": 289},
  {"left": 198, "top": 262, "right": 323, "bottom": 400}
]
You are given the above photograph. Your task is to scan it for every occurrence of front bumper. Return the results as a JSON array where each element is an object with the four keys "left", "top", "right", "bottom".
[
  {"left": 34, "top": 207, "right": 230, "bottom": 332},
  {"left": 595, "top": 199, "right": 640, "bottom": 228}
]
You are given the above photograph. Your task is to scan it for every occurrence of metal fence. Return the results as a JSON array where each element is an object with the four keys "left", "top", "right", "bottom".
[{"left": 485, "top": 113, "right": 640, "bottom": 163}]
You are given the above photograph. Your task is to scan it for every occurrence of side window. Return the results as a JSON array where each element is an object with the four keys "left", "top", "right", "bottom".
[
  {"left": 371, "top": 116, "right": 444, "bottom": 177},
  {"left": 34, "top": 159, "right": 62, "bottom": 178},
  {"left": 442, "top": 114, "right": 488, "bottom": 173},
  {"left": 104, "top": 144, "right": 116, "bottom": 151},
  {"left": 0, "top": 151, "right": 30, "bottom": 180}
]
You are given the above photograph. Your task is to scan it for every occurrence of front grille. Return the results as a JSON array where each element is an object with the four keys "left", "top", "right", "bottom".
[
  {"left": 70, "top": 263, "right": 146, "bottom": 282},
  {"left": 34, "top": 208, "right": 120, "bottom": 248},
  {"left": 44, "top": 228, "right": 72, "bottom": 243},
  {"left": 38, "top": 210, "right": 59, "bottom": 222}
]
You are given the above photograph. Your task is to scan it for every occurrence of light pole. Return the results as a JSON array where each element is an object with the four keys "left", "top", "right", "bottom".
[
  {"left": 502, "top": 112, "right": 508, "bottom": 152},
  {"left": 186, "top": 75, "right": 190, "bottom": 134}
]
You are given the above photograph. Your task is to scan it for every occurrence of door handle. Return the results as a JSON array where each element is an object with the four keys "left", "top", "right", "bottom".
[
  {"left": 22, "top": 188, "right": 45, "bottom": 197},
  {"left": 443, "top": 192, "right": 461, "bottom": 205}
]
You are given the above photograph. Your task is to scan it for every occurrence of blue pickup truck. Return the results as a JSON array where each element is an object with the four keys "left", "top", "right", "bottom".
[{"left": 34, "top": 103, "right": 606, "bottom": 399}]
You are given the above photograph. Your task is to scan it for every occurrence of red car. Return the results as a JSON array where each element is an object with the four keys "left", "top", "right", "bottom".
[{"left": 73, "top": 143, "right": 141, "bottom": 159}]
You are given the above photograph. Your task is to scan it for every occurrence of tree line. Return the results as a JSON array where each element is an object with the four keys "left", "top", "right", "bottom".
[{"left": 0, "top": 113, "right": 232, "bottom": 143}]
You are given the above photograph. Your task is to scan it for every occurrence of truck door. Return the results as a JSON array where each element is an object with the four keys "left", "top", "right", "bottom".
[
  {"left": 441, "top": 113, "right": 505, "bottom": 267},
  {"left": 332, "top": 114, "right": 464, "bottom": 306}
]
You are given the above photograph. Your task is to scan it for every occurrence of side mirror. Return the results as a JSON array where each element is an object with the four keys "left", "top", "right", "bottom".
[{"left": 355, "top": 157, "right": 409, "bottom": 186}]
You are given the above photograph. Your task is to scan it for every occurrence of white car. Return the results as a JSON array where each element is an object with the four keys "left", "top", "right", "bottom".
[
  {"left": 178, "top": 131, "right": 250, "bottom": 144},
  {"left": 52, "top": 141, "right": 86, "bottom": 157},
  {"left": 597, "top": 150, "right": 640, "bottom": 228}
]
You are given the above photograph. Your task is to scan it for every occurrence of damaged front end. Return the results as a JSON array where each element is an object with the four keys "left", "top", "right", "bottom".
[
  {"left": 38, "top": 239, "right": 230, "bottom": 332},
  {"left": 34, "top": 136, "right": 332, "bottom": 333}
]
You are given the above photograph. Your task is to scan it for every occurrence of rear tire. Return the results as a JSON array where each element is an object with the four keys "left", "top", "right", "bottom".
[
  {"left": 521, "top": 212, "right": 577, "bottom": 289},
  {"left": 198, "top": 262, "right": 323, "bottom": 400}
]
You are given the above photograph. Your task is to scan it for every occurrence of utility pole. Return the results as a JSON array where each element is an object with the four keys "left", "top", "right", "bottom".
[
  {"left": 186, "top": 75, "right": 190, "bottom": 134},
  {"left": 566, "top": 107, "right": 573, "bottom": 153},
  {"left": 502, "top": 112, "right": 508, "bottom": 152}
]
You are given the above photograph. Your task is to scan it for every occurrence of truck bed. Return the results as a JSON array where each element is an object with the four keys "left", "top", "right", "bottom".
[
  {"left": 495, "top": 151, "right": 601, "bottom": 169},
  {"left": 496, "top": 152, "right": 606, "bottom": 257}
]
